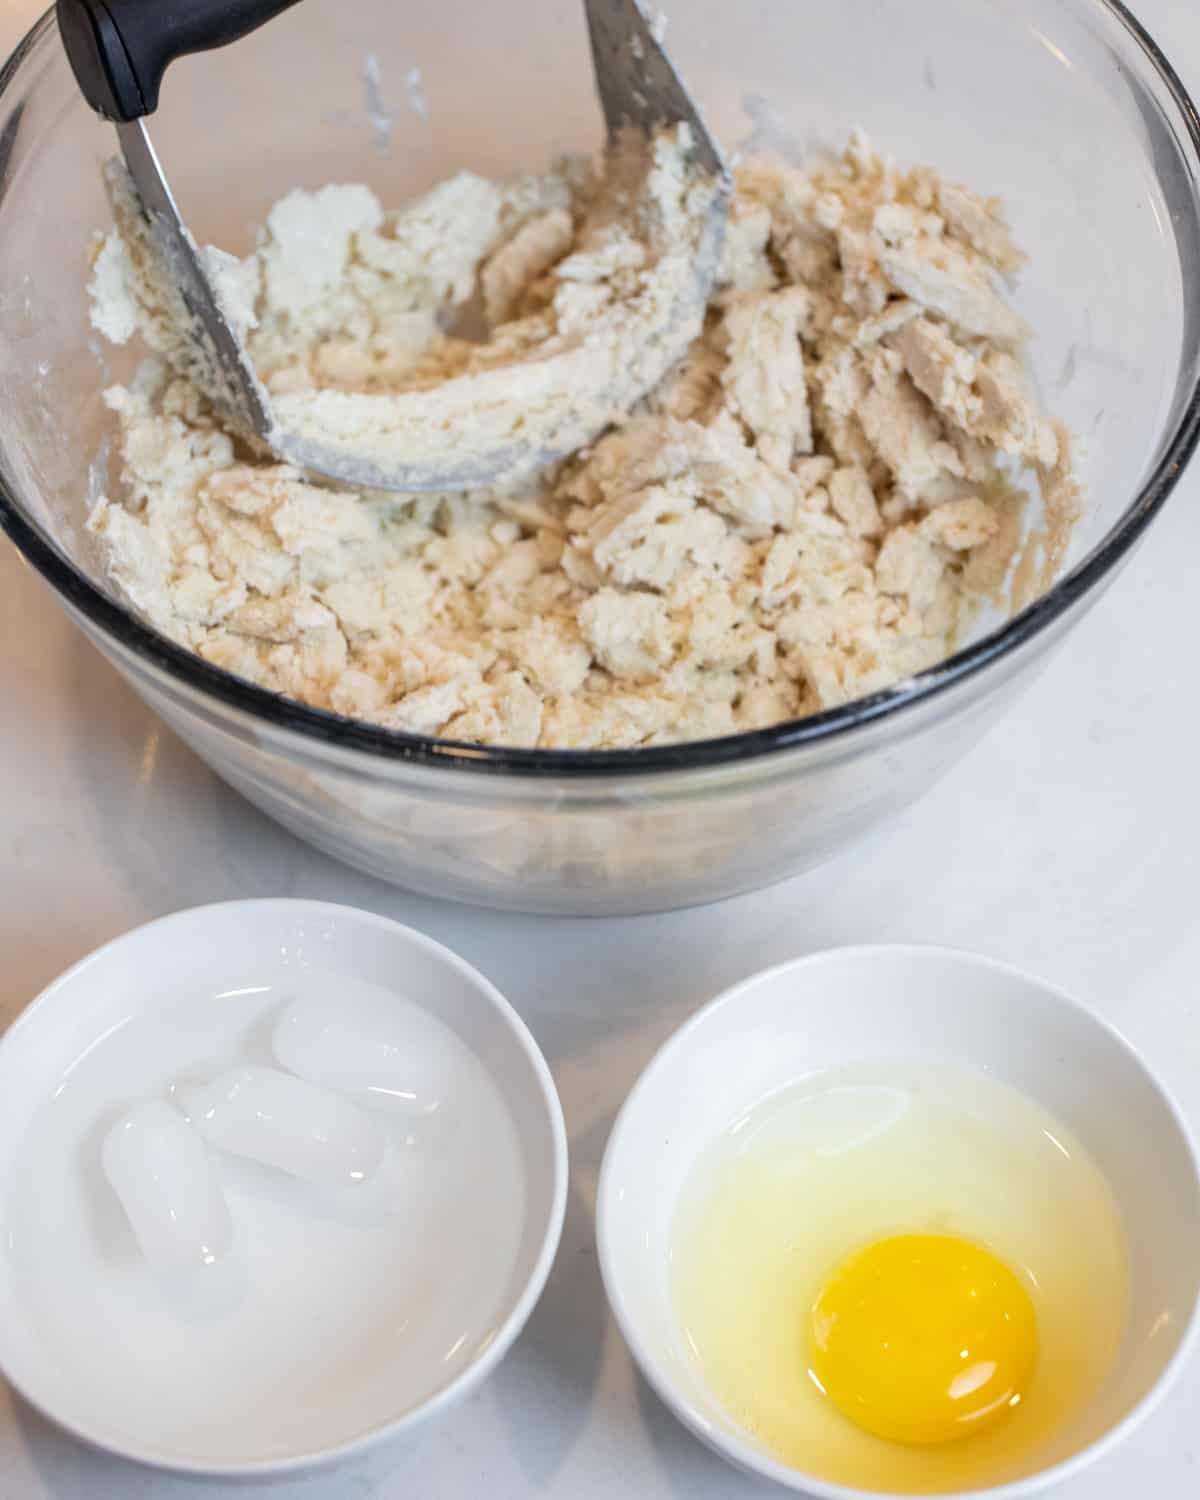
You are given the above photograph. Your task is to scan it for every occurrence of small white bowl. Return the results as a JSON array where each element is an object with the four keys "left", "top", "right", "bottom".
[
  {"left": 0, "top": 900, "right": 568, "bottom": 1477},
  {"left": 597, "top": 945, "right": 1200, "bottom": 1499}
]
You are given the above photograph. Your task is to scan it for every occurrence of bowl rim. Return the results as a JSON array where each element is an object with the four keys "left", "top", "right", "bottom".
[
  {"left": 0, "top": 897, "right": 571, "bottom": 1478},
  {"left": 1, "top": 1, "right": 1199, "bottom": 780},
  {"left": 595, "top": 941, "right": 1200, "bottom": 1500}
]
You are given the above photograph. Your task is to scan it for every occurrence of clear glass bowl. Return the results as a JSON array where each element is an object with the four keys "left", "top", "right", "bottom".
[{"left": 1, "top": 0, "right": 1198, "bottom": 915}]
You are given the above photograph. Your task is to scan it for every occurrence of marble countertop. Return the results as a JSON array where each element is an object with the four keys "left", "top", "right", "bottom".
[{"left": 2, "top": 2, "right": 1198, "bottom": 1496}]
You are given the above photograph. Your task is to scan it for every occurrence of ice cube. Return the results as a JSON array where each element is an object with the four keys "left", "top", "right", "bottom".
[
  {"left": 102, "top": 1100, "right": 233, "bottom": 1273},
  {"left": 272, "top": 991, "right": 453, "bottom": 1118},
  {"left": 178, "top": 1066, "right": 385, "bottom": 1187}
]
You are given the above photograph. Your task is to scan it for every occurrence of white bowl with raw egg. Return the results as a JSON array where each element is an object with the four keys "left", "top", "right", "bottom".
[{"left": 597, "top": 946, "right": 1200, "bottom": 1497}]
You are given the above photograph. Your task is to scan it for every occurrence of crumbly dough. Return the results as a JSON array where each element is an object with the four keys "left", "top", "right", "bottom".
[
  {"left": 98, "top": 127, "right": 724, "bottom": 490},
  {"left": 89, "top": 131, "right": 1081, "bottom": 750}
]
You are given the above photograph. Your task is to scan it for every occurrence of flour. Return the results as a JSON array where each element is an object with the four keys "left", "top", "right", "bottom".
[{"left": 89, "top": 131, "right": 1080, "bottom": 750}]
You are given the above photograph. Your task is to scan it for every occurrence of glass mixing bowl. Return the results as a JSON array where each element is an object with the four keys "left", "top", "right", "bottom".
[{"left": 1, "top": 0, "right": 1198, "bottom": 915}]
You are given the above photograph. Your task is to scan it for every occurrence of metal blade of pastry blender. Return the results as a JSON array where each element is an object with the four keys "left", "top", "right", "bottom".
[
  {"left": 584, "top": 0, "right": 729, "bottom": 180},
  {"left": 67, "top": 0, "right": 732, "bottom": 494},
  {"left": 113, "top": 119, "right": 276, "bottom": 445},
  {"left": 584, "top": 0, "right": 733, "bottom": 324}
]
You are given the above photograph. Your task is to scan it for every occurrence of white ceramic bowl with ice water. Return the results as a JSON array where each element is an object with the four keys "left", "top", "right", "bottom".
[
  {"left": 597, "top": 946, "right": 1200, "bottom": 1499},
  {"left": 0, "top": 900, "right": 568, "bottom": 1476}
]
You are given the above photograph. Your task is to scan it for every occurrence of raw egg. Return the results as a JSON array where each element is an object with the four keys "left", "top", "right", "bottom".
[{"left": 671, "top": 1063, "right": 1128, "bottom": 1494}]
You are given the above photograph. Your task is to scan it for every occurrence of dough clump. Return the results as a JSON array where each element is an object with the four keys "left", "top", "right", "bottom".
[{"left": 89, "top": 130, "right": 1080, "bottom": 749}]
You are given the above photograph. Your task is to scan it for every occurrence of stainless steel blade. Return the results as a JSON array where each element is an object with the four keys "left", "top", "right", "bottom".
[
  {"left": 584, "top": 0, "right": 731, "bottom": 184},
  {"left": 115, "top": 119, "right": 274, "bottom": 444}
]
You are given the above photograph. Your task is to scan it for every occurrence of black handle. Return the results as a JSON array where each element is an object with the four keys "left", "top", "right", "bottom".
[{"left": 57, "top": 0, "right": 304, "bottom": 122}]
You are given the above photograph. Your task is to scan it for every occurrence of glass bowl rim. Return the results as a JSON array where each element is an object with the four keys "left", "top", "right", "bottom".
[{"left": 2, "top": 0, "right": 1198, "bottom": 781}]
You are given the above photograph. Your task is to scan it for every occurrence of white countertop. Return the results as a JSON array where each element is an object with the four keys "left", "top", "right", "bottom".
[{"left": 2, "top": 2, "right": 1199, "bottom": 1496}]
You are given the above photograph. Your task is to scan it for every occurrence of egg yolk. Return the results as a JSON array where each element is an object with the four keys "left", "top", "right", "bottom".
[{"left": 808, "top": 1233, "right": 1038, "bottom": 1447}]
